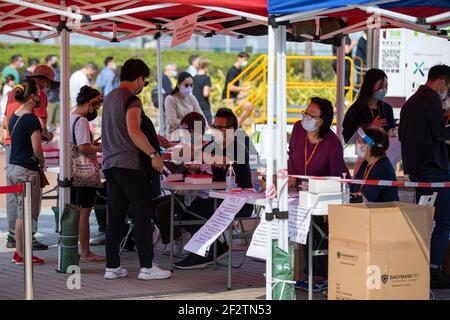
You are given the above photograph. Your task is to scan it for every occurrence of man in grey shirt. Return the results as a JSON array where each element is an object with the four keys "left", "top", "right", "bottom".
[{"left": 101, "top": 59, "right": 171, "bottom": 281}]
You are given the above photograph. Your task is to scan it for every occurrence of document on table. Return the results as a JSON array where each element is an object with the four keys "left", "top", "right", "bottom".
[
  {"left": 246, "top": 215, "right": 279, "bottom": 260},
  {"left": 184, "top": 196, "right": 247, "bottom": 257},
  {"left": 386, "top": 136, "right": 402, "bottom": 167},
  {"left": 288, "top": 204, "right": 312, "bottom": 245}
]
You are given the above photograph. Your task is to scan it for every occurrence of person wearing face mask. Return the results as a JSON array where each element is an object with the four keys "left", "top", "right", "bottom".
[
  {"left": 343, "top": 68, "right": 396, "bottom": 144},
  {"left": 2, "top": 54, "right": 24, "bottom": 83},
  {"left": 96, "top": 56, "right": 119, "bottom": 97},
  {"left": 101, "top": 58, "right": 171, "bottom": 281},
  {"left": 165, "top": 71, "right": 206, "bottom": 138},
  {"left": 399, "top": 64, "right": 450, "bottom": 289},
  {"left": 70, "top": 86, "right": 105, "bottom": 262},
  {"left": 221, "top": 52, "right": 253, "bottom": 109},
  {"left": 45, "top": 54, "right": 61, "bottom": 128},
  {"left": 6, "top": 79, "right": 45, "bottom": 264},
  {"left": 351, "top": 126, "right": 398, "bottom": 203},
  {"left": 3, "top": 65, "right": 59, "bottom": 251},
  {"left": 287, "top": 97, "right": 349, "bottom": 292}
]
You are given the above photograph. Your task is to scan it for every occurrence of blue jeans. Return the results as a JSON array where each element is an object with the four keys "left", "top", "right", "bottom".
[{"left": 410, "top": 166, "right": 450, "bottom": 266}]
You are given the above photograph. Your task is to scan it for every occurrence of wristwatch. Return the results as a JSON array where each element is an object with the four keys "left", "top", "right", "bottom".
[{"left": 149, "top": 152, "right": 157, "bottom": 159}]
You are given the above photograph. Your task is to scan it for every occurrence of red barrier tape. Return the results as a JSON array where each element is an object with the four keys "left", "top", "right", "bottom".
[
  {"left": 0, "top": 184, "right": 24, "bottom": 195},
  {"left": 290, "top": 175, "right": 450, "bottom": 188}
]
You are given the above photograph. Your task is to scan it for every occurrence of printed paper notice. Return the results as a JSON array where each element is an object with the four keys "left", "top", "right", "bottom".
[
  {"left": 170, "top": 14, "right": 198, "bottom": 48},
  {"left": 184, "top": 196, "right": 247, "bottom": 257},
  {"left": 246, "top": 216, "right": 279, "bottom": 260},
  {"left": 288, "top": 204, "right": 312, "bottom": 245}
]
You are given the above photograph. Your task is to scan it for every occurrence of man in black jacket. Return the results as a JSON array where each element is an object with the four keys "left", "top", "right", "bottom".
[{"left": 399, "top": 64, "right": 450, "bottom": 289}]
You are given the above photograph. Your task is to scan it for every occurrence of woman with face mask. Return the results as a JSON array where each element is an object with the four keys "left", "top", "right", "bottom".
[
  {"left": 351, "top": 126, "right": 399, "bottom": 203},
  {"left": 288, "top": 97, "right": 349, "bottom": 292},
  {"left": 6, "top": 79, "right": 46, "bottom": 265},
  {"left": 164, "top": 72, "right": 206, "bottom": 138},
  {"left": 70, "top": 85, "right": 105, "bottom": 262},
  {"left": 343, "top": 69, "right": 396, "bottom": 144}
]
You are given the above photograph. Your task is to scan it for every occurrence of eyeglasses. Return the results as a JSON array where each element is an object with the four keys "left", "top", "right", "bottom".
[
  {"left": 212, "top": 124, "right": 233, "bottom": 130},
  {"left": 301, "top": 111, "right": 321, "bottom": 120}
]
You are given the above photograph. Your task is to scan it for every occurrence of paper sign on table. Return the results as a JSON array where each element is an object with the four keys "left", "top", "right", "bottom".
[
  {"left": 288, "top": 204, "right": 312, "bottom": 245},
  {"left": 184, "top": 196, "right": 247, "bottom": 257},
  {"left": 246, "top": 216, "right": 279, "bottom": 260},
  {"left": 170, "top": 13, "right": 198, "bottom": 48}
]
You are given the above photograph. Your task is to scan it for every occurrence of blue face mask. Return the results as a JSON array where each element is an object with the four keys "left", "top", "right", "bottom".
[
  {"left": 181, "top": 86, "right": 193, "bottom": 97},
  {"left": 373, "top": 88, "right": 387, "bottom": 101}
]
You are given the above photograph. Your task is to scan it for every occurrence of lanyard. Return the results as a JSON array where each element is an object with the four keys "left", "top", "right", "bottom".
[
  {"left": 368, "top": 105, "right": 379, "bottom": 120},
  {"left": 359, "top": 158, "right": 381, "bottom": 192},
  {"left": 304, "top": 135, "right": 321, "bottom": 175}
]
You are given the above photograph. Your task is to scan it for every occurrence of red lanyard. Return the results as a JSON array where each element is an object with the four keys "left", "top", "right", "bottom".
[{"left": 360, "top": 158, "right": 381, "bottom": 192}]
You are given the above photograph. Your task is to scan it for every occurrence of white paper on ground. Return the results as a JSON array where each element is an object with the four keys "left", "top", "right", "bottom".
[
  {"left": 288, "top": 204, "right": 312, "bottom": 245},
  {"left": 246, "top": 215, "right": 279, "bottom": 260},
  {"left": 184, "top": 196, "right": 247, "bottom": 257}
]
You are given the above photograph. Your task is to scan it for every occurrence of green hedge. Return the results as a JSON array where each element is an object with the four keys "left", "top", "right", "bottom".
[{"left": 0, "top": 42, "right": 339, "bottom": 119}]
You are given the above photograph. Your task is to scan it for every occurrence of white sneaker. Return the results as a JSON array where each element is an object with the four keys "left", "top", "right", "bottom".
[
  {"left": 137, "top": 264, "right": 172, "bottom": 280},
  {"left": 90, "top": 233, "right": 105, "bottom": 246},
  {"left": 104, "top": 266, "right": 128, "bottom": 280}
]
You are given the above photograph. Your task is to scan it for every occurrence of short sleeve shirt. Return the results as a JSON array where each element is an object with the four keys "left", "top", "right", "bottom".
[
  {"left": 70, "top": 114, "right": 92, "bottom": 146},
  {"left": 8, "top": 113, "right": 42, "bottom": 171},
  {"left": 222, "top": 66, "right": 241, "bottom": 99}
]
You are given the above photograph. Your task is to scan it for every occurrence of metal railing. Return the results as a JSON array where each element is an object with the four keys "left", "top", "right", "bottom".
[{"left": 225, "top": 54, "right": 363, "bottom": 132}]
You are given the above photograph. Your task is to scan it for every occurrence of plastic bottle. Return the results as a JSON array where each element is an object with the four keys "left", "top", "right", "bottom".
[
  {"left": 342, "top": 173, "right": 350, "bottom": 204},
  {"left": 226, "top": 162, "right": 236, "bottom": 191}
]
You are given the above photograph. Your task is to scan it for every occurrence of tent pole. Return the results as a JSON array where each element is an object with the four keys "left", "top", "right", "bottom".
[
  {"left": 156, "top": 35, "right": 164, "bottom": 135},
  {"left": 58, "top": 27, "right": 71, "bottom": 268},
  {"left": 265, "top": 24, "right": 276, "bottom": 301},
  {"left": 276, "top": 26, "right": 288, "bottom": 252},
  {"left": 336, "top": 38, "right": 346, "bottom": 143},
  {"left": 279, "top": 25, "right": 288, "bottom": 252}
]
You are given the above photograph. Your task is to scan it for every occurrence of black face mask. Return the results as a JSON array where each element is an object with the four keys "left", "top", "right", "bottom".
[
  {"left": 86, "top": 110, "right": 98, "bottom": 121},
  {"left": 51, "top": 63, "right": 58, "bottom": 69},
  {"left": 33, "top": 95, "right": 41, "bottom": 108}
]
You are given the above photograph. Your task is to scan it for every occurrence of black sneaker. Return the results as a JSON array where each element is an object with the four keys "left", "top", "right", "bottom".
[
  {"left": 174, "top": 253, "right": 209, "bottom": 270},
  {"left": 32, "top": 238, "right": 49, "bottom": 250},
  {"left": 206, "top": 241, "right": 229, "bottom": 264},
  {"left": 6, "top": 234, "right": 16, "bottom": 249},
  {"left": 430, "top": 268, "right": 450, "bottom": 289}
]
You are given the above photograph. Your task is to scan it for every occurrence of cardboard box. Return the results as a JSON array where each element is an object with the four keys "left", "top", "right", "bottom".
[
  {"left": 308, "top": 179, "right": 341, "bottom": 194},
  {"left": 328, "top": 202, "right": 434, "bottom": 300}
]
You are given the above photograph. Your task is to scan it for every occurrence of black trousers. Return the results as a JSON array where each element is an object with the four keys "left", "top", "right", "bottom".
[{"left": 104, "top": 168, "right": 154, "bottom": 269}]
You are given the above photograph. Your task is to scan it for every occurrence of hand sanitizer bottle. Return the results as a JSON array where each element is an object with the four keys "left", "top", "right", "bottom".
[
  {"left": 342, "top": 173, "right": 350, "bottom": 204},
  {"left": 226, "top": 162, "right": 236, "bottom": 191}
]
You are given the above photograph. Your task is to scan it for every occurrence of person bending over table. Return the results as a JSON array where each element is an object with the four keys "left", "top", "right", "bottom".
[
  {"left": 350, "top": 126, "right": 399, "bottom": 203},
  {"left": 287, "top": 97, "right": 350, "bottom": 292},
  {"left": 173, "top": 108, "right": 253, "bottom": 270}
]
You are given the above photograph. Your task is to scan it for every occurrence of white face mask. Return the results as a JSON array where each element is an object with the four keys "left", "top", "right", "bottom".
[
  {"left": 301, "top": 117, "right": 317, "bottom": 132},
  {"left": 355, "top": 142, "right": 367, "bottom": 159},
  {"left": 111, "top": 63, "right": 117, "bottom": 70},
  {"left": 241, "top": 60, "right": 248, "bottom": 68}
]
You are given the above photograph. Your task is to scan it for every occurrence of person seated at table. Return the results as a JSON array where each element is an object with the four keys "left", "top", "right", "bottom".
[
  {"left": 165, "top": 71, "right": 206, "bottom": 138},
  {"left": 173, "top": 108, "right": 253, "bottom": 270},
  {"left": 153, "top": 112, "right": 208, "bottom": 256},
  {"left": 287, "top": 97, "right": 350, "bottom": 292},
  {"left": 351, "top": 126, "right": 399, "bottom": 202},
  {"left": 69, "top": 85, "right": 105, "bottom": 262}
]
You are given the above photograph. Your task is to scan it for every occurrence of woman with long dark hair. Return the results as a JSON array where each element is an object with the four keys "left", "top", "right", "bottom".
[
  {"left": 164, "top": 71, "right": 206, "bottom": 138},
  {"left": 342, "top": 69, "right": 396, "bottom": 143},
  {"left": 6, "top": 79, "right": 45, "bottom": 265}
]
